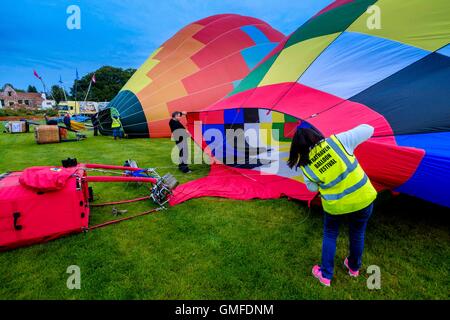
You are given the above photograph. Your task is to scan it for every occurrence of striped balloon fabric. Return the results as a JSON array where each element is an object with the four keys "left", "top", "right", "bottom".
[
  {"left": 105, "top": 14, "right": 284, "bottom": 138},
  {"left": 172, "top": 0, "right": 450, "bottom": 208}
]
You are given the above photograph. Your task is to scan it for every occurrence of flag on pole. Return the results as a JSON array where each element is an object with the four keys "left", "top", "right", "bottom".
[
  {"left": 84, "top": 73, "right": 95, "bottom": 103},
  {"left": 74, "top": 69, "right": 79, "bottom": 111},
  {"left": 58, "top": 75, "right": 67, "bottom": 102},
  {"left": 33, "top": 70, "right": 42, "bottom": 80},
  {"left": 33, "top": 70, "right": 47, "bottom": 95}
]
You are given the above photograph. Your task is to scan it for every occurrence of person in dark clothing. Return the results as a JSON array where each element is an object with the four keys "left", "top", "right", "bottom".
[
  {"left": 169, "top": 111, "right": 191, "bottom": 173},
  {"left": 90, "top": 113, "right": 100, "bottom": 136},
  {"left": 63, "top": 113, "right": 71, "bottom": 130},
  {"left": 44, "top": 113, "right": 58, "bottom": 125}
]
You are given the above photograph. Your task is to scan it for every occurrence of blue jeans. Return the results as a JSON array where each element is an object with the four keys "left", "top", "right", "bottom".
[
  {"left": 320, "top": 203, "right": 374, "bottom": 280},
  {"left": 113, "top": 128, "right": 121, "bottom": 139}
]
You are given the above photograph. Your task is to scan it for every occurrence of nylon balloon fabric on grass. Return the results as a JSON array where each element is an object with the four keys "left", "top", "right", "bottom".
[{"left": 170, "top": 0, "right": 450, "bottom": 208}]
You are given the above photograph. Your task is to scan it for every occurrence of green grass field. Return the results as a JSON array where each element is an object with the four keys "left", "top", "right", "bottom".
[{"left": 0, "top": 124, "right": 448, "bottom": 300}]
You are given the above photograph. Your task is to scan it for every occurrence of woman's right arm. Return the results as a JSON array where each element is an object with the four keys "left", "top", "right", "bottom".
[{"left": 335, "top": 124, "right": 374, "bottom": 155}]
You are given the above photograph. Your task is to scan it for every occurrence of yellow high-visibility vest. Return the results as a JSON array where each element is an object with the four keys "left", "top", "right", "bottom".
[
  {"left": 111, "top": 117, "right": 121, "bottom": 128},
  {"left": 301, "top": 135, "right": 377, "bottom": 214}
]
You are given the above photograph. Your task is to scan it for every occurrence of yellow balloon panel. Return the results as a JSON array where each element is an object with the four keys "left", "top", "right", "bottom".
[
  {"left": 348, "top": 0, "right": 450, "bottom": 52},
  {"left": 259, "top": 33, "right": 340, "bottom": 87}
]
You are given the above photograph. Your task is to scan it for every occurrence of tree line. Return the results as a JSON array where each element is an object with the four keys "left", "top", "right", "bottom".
[{"left": 17, "top": 66, "right": 136, "bottom": 104}]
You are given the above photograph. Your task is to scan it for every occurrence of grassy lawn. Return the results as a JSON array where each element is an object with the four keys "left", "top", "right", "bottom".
[{"left": 0, "top": 123, "right": 448, "bottom": 300}]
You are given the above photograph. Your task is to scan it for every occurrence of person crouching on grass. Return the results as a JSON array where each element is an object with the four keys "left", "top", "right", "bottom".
[
  {"left": 287, "top": 124, "right": 377, "bottom": 287},
  {"left": 169, "top": 111, "right": 191, "bottom": 173}
]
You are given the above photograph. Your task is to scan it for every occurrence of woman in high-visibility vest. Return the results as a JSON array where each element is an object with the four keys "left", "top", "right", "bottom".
[
  {"left": 111, "top": 115, "right": 122, "bottom": 140},
  {"left": 288, "top": 124, "right": 377, "bottom": 287}
]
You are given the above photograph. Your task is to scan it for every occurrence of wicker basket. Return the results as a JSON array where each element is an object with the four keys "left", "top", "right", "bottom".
[{"left": 35, "top": 125, "right": 60, "bottom": 144}]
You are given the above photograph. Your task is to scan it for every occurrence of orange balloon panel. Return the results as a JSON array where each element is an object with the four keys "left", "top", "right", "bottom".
[{"left": 107, "top": 14, "right": 284, "bottom": 137}]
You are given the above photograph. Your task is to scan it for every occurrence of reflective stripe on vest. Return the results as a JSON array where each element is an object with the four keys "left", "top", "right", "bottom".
[
  {"left": 302, "top": 137, "right": 359, "bottom": 189},
  {"left": 320, "top": 138, "right": 358, "bottom": 190},
  {"left": 112, "top": 118, "right": 121, "bottom": 128},
  {"left": 321, "top": 174, "right": 368, "bottom": 201},
  {"left": 302, "top": 164, "right": 322, "bottom": 184},
  {"left": 301, "top": 135, "right": 377, "bottom": 214}
]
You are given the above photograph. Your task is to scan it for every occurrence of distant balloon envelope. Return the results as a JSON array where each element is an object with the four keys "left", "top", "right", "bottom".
[{"left": 106, "top": 14, "right": 284, "bottom": 138}]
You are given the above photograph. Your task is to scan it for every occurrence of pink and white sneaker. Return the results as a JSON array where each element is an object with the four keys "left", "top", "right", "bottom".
[
  {"left": 312, "top": 265, "right": 331, "bottom": 287},
  {"left": 344, "top": 257, "right": 359, "bottom": 277}
]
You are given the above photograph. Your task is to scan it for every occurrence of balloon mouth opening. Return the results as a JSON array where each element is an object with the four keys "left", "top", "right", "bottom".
[{"left": 100, "top": 90, "right": 150, "bottom": 138}]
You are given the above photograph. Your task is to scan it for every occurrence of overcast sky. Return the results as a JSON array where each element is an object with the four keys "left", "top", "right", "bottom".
[{"left": 0, "top": 0, "right": 333, "bottom": 91}]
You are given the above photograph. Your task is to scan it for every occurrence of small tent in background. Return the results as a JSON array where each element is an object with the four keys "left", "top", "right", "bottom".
[
  {"left": 170, "top": 0, "right": 450, "bottom": 208},
  {"left": 103, "top": 14, "right": 284, "bottom": 138}
]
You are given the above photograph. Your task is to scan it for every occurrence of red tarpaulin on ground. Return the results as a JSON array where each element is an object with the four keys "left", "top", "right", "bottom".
[{"left": 169, "top": 163, "right": 317, "bottom": 206}]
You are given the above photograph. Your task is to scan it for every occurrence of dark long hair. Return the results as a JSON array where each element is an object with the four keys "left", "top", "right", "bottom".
[{"left": 287, "top": 127, "right": 325, "bottom": 169}]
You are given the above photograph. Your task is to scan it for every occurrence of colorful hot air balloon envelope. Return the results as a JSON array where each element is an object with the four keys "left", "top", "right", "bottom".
[
  {"left": 171, "top": 0, "right": 450, "bottom": 208},
  {"left": 105, "top": 14, "right": 284, "bottom": 138}
]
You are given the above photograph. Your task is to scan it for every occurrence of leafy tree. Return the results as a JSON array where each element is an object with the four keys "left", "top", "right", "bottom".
[
  {"left": 27, "top": 85, "right": 38, "bottom": 93},
  {"left": 69, "top": 66, "right": 136, "bottom": 102},
  {"left": 50, "top": 85, "right": 67, "bottom": 104},
  {"left": 1, "top": 83, "right": 26, "bottom": 92}
]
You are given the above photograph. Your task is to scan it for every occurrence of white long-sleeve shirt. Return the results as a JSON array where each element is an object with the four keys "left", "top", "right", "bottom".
[{"left": 300, "top": 124, "right": 375, "bottom": 192}]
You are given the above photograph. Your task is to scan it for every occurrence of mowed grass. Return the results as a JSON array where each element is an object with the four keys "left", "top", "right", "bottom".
[{"left": 0, "top": 123, "right": 448, "bottom": 300}]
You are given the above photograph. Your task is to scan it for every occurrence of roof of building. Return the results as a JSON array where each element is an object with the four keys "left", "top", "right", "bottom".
[{"left": 0, "top": 84, "right": 43, "bottom": 101}]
